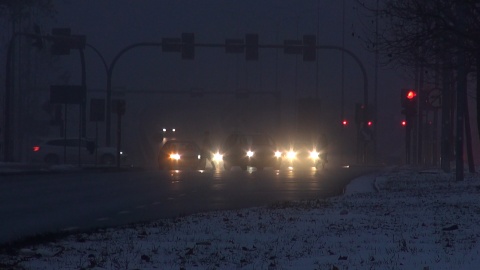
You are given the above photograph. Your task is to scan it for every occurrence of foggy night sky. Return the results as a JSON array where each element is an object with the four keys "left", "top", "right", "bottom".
[{"left": 35, "top": 0, "right": 410, "bottom": 163}]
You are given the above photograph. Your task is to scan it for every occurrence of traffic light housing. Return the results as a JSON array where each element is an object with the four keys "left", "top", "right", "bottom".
[
  {"left": 401, "top": 89, "right": 418, "bottom": 116},
  {"left": 303, "top": 35, "right": 316, "bottom": 61},
  {"left": 112, "top": 99, "right": 126, "bottom": 115},
  {"left": 245, "top": 33, "right": 259, "bottom": 60},
  {"left": 182, "top": 32, "right": 194, "bottom": 60},
  {"left": 32, "top": 24, "right": 44, "bottom": 50},
  {"left": 355, "top": 103, "right": 373, "bottom": 125},
  {"left": 51, "top": 28, "right": 71, "bottom": 55},
  {"left": 50, "top": 28, "right": 86, "bottom": 55}
]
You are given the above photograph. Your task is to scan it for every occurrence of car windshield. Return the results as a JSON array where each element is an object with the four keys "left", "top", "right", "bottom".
[
  {"left": 249, "top": 135, "right": 273, "bottom": 146},
  {"left": 164, "top": 142, "right": 197, "bottom": 152}
]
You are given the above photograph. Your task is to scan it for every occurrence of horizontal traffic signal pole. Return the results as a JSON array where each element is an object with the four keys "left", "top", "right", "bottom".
[
  {"left": 194, "top": 42, "right": 368, "bottom": 106},
  {"left": 105, "top": 39, "right": 368, "bottom": 147},
  {"left": 105, "top": 42, "right": 163, "bottom": 146}
]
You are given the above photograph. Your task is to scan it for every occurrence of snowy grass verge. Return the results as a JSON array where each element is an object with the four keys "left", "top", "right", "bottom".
[{"left": 1, "top": 167, "right": 480, "bottom": 269}]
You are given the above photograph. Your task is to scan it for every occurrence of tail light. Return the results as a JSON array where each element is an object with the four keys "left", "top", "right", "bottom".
[{"left": 33, "top": 146, "right": 40, "bottom": 152}]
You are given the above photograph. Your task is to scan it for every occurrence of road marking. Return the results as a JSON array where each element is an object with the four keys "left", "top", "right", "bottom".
[{"left": 118, "top": 210, "right": 130, "bottom": 215}]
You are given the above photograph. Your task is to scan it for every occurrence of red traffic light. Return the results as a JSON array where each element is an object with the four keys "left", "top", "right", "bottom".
[
  {"left": 401, "top": 89, "right": 418, "bottom": 116},
  {"left": 401, "top": 120, "right": 407, "bottom": 126},
  {"left": 342, "top": 120, "right": 348, "bottom": 126},
  {"left": 406, "top": 90, "right": 417, "bottom": 100},
  {"left": 367, "top": 121, "right": 373, "bottom": 127}
]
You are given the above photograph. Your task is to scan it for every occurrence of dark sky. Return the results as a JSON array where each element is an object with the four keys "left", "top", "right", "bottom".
[
  {"left": 49, "top": 0, "right": 409, "bottom": 162},
  {"left": 52, "top": 0, "right": 403, "bottom": 92}
]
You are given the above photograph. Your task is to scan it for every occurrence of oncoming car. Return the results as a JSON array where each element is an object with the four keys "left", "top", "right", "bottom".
[
  {"left": 282, "top": 143, "right": 323, "bottom": 170},
  {"left": 30, "top": 137, "right": 126, "bottom": 166},
  {"left": 158, "top": 140, "right": 205, "bottom": 170},
  {"left": 221, "top": 133, "right": 282, "bottom": 170}
]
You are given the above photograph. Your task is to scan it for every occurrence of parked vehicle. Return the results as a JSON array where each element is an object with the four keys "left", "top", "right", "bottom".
[
  {"left": 221, "top": 133, "right": 282, "bottom": 170},
  {"left": 158, "top": 140, "right": 205, "bottom": 170},
  {"left": 30, "top": 137, "right": 125, "bottom": 166}
]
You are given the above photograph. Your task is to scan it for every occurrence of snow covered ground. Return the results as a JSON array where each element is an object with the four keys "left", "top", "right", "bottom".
[{"left": 1, "top": 166, "right": 480, "bottom": 269}]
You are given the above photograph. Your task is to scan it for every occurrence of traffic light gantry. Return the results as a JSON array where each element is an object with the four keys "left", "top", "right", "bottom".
[{"left": 161, "top": 33, "right": 318, "bottom": 61}]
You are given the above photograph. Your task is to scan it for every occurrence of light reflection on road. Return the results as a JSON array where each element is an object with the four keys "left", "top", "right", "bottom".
[
  {"left": 160, "top": 167, "right": 331, "bottom": 206},
  {"left": 163, "top": 166, "right": 326, "bottom": 183}
]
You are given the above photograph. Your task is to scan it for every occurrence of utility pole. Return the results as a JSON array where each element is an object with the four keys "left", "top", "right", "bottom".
[
  {"left": 440, "top": 47, "right": 452, "bottom": 173},
  {"left": 455, "top": 2, "right": 467, "bottom": 181},
  {"left": 374, "top": 0, "right": 379, "bottom": 163}
]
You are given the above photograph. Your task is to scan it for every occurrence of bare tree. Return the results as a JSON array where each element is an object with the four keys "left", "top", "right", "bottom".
[
  {"left": 1, "top": 0, "right": 55, "bottom": 162},
  {"left": 360, "top": 0, "right": 480, "bottom": 175}
]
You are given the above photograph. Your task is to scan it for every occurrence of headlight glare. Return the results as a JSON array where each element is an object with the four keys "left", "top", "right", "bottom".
[
  {"left": 286, "top": 150, "right": 296, "bottom": 160},
  {"left": 309, "top": 150, "right": 319, "bottom": 160},
  {"left": 213, "top": 152, "right": 223, "bottom": 162}
]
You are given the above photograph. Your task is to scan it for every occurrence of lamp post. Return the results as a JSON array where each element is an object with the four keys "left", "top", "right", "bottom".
[{"left": 105, "top": 42, "right": 163, "bottom": 146}]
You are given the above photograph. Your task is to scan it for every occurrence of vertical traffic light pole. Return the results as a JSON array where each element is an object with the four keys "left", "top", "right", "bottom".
[
  {"left": 79, "top": 48, "right": 87, "bottom": 138},
  {"left": 405, "top": 113, "right": 412, "bottom": 164},
  {"left": 3, "top": 33, "right": 18, "bottom": 161},
  {"left": 319, "top": 46, "right": 369, "bottom": 116},
  {"left": 259, "top": 44, "right": 369, "bottom": 109},
  {"left": 115, "top": 100, "right": 126, "bottom": 168},
  {"left": 401, "top": 89, "right": 418, "bottom": 164},
  {"left": 105, "top": 42, "right": 163, "bottom": 146}
]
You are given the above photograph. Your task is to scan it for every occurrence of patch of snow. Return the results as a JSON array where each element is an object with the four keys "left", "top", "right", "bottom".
[{"left": 2, "top": 167, "right": 480, "bottom": 269}]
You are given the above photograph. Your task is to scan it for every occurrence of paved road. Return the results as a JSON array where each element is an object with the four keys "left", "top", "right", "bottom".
[{"left": 0, "top": 165, "right": 377, "bottom": 245}]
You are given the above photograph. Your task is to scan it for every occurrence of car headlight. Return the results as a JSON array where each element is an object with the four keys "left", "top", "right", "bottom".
[
  {"left": 246, "top": 150, "right": 254, "bottom": 158},
  {"left": 274, "top": 151, "right": 282, "bottom": 158},
  {"left": 286, "top": 150, "right": 296, "bottom": 160},
  {"left": 170, "top": 153, "right": 181, "bottom": 160},
  {"left": 213, "top": 152, "right": 223, "bottom": 162},
  {"left": 309, "top": 150, "right": 319, "bottom": 160}
]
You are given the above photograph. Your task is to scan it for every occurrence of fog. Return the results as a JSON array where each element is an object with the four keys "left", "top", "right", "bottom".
[{"left": 2, "top": 0, "right": 413, "bottom": 165}]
